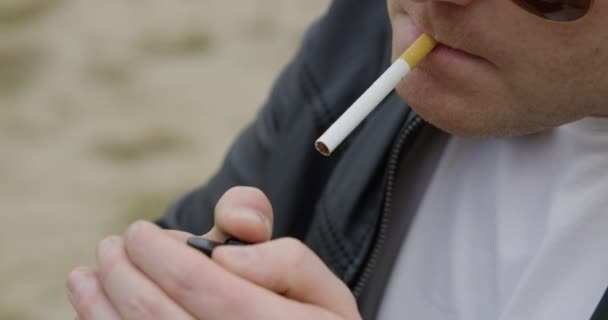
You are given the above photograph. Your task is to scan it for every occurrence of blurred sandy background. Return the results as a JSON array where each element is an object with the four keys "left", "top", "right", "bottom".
[{"left": 0, "top": 0, "right": 328, "bottom": 318}]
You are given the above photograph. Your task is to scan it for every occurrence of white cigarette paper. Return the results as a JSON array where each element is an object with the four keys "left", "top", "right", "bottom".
[{"left": 315, "top": 34, "right": 437, "bottom": 156}]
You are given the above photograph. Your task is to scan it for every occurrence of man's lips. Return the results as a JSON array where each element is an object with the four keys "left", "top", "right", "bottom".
[
  {"left": 407, "top": 24, "right": 491, "bottom": 67},
  {"left": 430, "top": 43, "right": 487, "bottom": 64}
]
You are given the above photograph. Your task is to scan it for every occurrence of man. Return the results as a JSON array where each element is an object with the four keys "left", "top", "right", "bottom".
[{"left": 67, "top": 0, "right": 608, "bottom": 319}]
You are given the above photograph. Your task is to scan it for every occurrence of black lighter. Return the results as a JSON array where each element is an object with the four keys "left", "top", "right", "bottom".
[{"left": 186, "top": 236, "right": 248, "bottom": 257}]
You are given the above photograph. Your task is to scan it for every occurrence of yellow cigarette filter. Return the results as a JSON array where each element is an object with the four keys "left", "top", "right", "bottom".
[
  {"left": 400, "top": 33, "right": 438, "bottom": 68},
  {"left": 315, "top": 34, "right": 438, "bottom": 156}
]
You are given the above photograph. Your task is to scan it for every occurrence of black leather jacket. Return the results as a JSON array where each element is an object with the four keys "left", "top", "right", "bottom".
[{"left": 156, "top": 0, "right": 608, "bottom": 318}]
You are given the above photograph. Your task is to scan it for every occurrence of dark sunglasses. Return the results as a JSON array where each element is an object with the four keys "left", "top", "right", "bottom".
[{"left": 512, "top": 0, "right": 594, "bottom": 22}]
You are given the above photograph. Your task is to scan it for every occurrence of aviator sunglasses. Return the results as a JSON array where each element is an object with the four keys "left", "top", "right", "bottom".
[{"left": 512, "top": 0, "right": 594, "bottom": 21}]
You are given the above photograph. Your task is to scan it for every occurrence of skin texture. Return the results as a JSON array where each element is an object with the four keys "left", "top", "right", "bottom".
[
  {"left": 389, "top": 0, "right": 608, "bottom": 137},
  {"left": 66, "top": 187, "right": 361, "bottom": 320}
]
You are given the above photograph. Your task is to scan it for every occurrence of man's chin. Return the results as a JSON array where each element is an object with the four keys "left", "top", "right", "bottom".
[{"left": 395, "top": 84, "right": 506, "bottom": 138}]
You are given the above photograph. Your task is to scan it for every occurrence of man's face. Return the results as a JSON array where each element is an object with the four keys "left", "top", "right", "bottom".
[{"left": 388, "top": 0, "right": 608, "bottom": 137}]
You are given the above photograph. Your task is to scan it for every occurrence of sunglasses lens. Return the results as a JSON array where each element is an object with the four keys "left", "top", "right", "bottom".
[{"left": 512, "top": 0, "right": 592, "bottom": 21}]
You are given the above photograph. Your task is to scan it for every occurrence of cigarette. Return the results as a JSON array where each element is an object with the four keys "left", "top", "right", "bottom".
[{"left": 315, "top": 33, "right": 438, "bottom": 156}]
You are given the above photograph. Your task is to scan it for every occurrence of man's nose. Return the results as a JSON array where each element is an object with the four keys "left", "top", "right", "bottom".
[{"left": 411, "top": 0, "right": 474, "bottom": 6}]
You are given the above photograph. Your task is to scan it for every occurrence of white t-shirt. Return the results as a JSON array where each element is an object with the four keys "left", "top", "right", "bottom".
[{"left": 378, "top": 117, "right": 608, "bottom": 320}]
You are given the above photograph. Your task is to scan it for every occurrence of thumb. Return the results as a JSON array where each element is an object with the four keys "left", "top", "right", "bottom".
[
  {"left": 203, "top": 186, "right": 273, "bottom": 243},
  {"left": 212, "top": 238, "right": 361, "bottom": 320}
]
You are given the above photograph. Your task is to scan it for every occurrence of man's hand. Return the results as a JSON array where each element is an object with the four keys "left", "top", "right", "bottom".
[{"left": 66, "top": 186, "right": 361, "bottom": 320}]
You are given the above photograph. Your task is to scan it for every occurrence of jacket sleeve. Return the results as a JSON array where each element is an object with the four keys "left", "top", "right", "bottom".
[
  {"left": 156, "top": 0, "right": 391, "bottom": 236},
  {"left": 155, "top": 20, "right": 328, "bottom": 235}
]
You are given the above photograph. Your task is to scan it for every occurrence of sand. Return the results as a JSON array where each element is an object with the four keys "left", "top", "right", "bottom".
[{"left": 0, "top": 0, "right": 328, "bottom": 318}]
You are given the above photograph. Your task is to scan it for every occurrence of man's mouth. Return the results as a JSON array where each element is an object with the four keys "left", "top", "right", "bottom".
[
  {"left": 432, "top": 43, "right": 487, "bottom": 63},
  {"left": 407, "top": 23, "right": 493, "bottom": 69}
]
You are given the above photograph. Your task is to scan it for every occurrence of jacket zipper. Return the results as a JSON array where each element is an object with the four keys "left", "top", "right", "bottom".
[{"left": 352, "top": 115, "right": 424, "bottom": 298}]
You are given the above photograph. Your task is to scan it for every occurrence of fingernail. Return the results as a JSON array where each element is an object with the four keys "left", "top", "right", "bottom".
[
  {"left": 67, "top": 269, "right": 94, "bottom": 295},
  {"left": 127, "top": 220, "right": 144, "bottom": 235},
  {"left": 125, "top": 220, "right": 147, "bottom": 241},
  {"left": 97, "top": 236, "right": 121, "bottom": 258},
  {"left": 233, "top": 208, "right": 271, "bottom": 233}
]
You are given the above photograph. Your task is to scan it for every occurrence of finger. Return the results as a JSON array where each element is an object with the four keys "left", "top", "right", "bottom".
[
  {"left": 204, "top": 186, "right": 273, "bottom": 243},
  {"left": 96, "top": 235, "right": 194, "bottom": 320},
  {"left": 213, "top": 238, "right": 361, "bottom": 320},
  {"left": 66, "top": 266, "right": 121, "bottom": 320},
  {"left": 165, "top": 230, "right": 194, "bottom": 242},
  {"left": 125, "top": 221, "right": 334, "bottom": 320}
]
